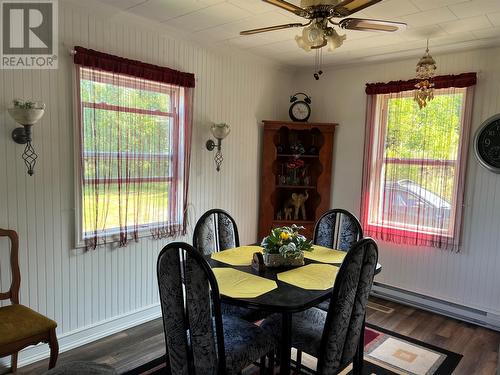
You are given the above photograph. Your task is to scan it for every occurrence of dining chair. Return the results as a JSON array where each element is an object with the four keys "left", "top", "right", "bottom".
[
  {"left": 157, "top": 242, "right": 275, "bottom": 375},
  {"left": 0, "top": 228, "right": 59, "bottom": 373},
  {"left": 313, "top": 209, "right": 364, "bottom": 315},
  {"left": 313, "top": 208, "right": 363, "bottom": 251},
  {"left": 193, "top": 209, "right": 267, "bottom": 322},
  {"left": 193, "top": 208, "right": 240, "bottom": 255},
  {"left": 261, "top": 238, "right": 378, "bottom": 375}
]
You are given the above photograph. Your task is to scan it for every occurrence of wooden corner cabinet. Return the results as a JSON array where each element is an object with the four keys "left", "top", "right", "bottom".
[{"left": 258, "top": 120, "right": 337, "bottom": 240}]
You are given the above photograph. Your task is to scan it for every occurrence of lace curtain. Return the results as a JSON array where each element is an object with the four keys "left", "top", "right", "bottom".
[
  {"left": 361, "top": 73, "right": 476, "bottom": 250},
  {"left": 74, "top": 47, "right": 194, "bottom": 249}
]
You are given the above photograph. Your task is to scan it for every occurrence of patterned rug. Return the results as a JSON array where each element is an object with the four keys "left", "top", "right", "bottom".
[{"left": 124, "top": 323, "right": 462, "bottom": 375}]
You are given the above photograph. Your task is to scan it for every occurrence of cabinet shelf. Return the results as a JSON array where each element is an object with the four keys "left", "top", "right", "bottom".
[
  {"left": 258, "top": 120, "right": 337, "bottom": 240},
  {"left": 276, "top": 185, "right": 316, "bottom": 189},
  {"left": 273, "top": 220, "right": 315, "bottom": 225},
  {"left": 277, "top": 154, "right": 319, "bottom": 158}
]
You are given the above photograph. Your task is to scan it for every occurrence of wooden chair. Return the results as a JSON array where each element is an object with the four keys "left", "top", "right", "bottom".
[{"left": 0, "top": 229, "right": 59, "bottom": 372}]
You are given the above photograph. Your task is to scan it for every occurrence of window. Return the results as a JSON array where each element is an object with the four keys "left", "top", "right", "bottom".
[
  {"left": 361, "top": 76, "right": 476, "bottom": 250},
  {"left": 74, "top": 47, "right": 194, "bottom": 249}
]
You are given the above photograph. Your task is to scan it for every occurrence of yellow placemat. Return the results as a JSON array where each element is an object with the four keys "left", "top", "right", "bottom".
[
  {"left": 212, "top": 268, "right": 278, "bottom": 298},
  {"left": 304, "top": 245, "right": 347, "bottom": 264},
  {"left": 277, "top": 264, "right": 339, "bottom": 290},
  {"left": 210, "top": 246, "right": 263, "bottom": 266}
]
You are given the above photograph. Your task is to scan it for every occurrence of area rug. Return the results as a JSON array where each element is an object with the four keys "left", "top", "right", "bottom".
[{"left": 123, "top": 324, "right": 462, "bottom": 375}]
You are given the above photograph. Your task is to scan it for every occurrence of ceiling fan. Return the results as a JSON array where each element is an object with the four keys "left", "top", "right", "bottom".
[{"left": 240, "top": 0, "right": 407, "bottom": 52}]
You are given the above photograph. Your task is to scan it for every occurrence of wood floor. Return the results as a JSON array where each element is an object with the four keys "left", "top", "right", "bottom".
[{"left": 8, "top": 297, "right": 500, "bottom": 375}]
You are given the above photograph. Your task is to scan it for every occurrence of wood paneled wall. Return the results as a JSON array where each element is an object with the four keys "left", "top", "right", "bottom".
[
  {"left": 294, "top": 47, "right": 500, "bottom": 315},
  {"left": 0, "top": 0, "right": 290, "bottom": 341}
]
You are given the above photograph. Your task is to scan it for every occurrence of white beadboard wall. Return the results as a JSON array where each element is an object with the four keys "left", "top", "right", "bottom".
[
  {"left": 0, "top": 0, "right": 291, "bottom": 365},
  {"left": 294, "top": 47, "right": 500, "bottom": 316}
]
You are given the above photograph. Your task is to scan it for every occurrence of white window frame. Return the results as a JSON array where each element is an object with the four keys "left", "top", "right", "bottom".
[
  {"left": 73, "top": 67, "right": 184, "bottom": 248},
  {"left": 366, "top": 87, "right": 468, "bottom": 238}
]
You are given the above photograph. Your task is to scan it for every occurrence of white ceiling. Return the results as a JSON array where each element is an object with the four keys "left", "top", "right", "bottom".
[{"left": 95, "top": 0, "right": 500, "bottom": 67}]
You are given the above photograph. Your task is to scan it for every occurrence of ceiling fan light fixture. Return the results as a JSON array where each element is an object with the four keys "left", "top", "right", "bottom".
[
  {"left": 240, "top": 0, "right": 407, "bottom": 56},
  {"left": 302, "top": 22, "right": 324, "bottom": 45},
  {"left": 295, "top": 35, "right": 312, "bottom": 51},
  {"left": 327, "top": 29, "right": 346, "bottom": 51}
]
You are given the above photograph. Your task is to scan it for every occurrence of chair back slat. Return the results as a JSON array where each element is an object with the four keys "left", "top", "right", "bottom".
[
  {"left": 317, "top": 238, "right": 378, "bottom": 375},
  {"left": 0, "top": 229, "right": 20, "bottom": 304},
  {"left": 193, "top": 209, "right": 239, "bottom": 255},
  {"left": 157, "top": 242, "right": 225, "bottom": 375},
  {"left": 313, "top": 209, "right": 363, "bottom": 251}
]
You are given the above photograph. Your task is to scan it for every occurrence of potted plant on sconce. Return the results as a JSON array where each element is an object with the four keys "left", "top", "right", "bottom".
[
  {"left": 260, "top": 224, "right": 313, "bottom": 267},
  {"left": 7, "top": 99, "right": 45, "bottom": 176},
  {"left": 206, "top": 122, "right": 231, "bottom": 171}
]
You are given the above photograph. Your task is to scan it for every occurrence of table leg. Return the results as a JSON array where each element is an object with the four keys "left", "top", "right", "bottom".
[
  {"left": 280, "top": 312, "right": 292, "bottom": 375},
  {"left": 352, "top": 314, "right": 366, "bottom": 375}
]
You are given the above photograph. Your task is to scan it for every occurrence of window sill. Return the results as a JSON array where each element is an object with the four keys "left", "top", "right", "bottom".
[
  {"left": 366, "top": 222, "right": 453, "bottom": 238},
  {"left": 75, "top": 222, "right": 182, "bottom": 249}
]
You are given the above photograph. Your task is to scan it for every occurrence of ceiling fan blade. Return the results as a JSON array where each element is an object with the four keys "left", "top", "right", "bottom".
[
  {"left": 262, "top": 0, "right": 306, "bottom": 16},
  {"left": 339, "top": 18, "right": 406, "bottom": 32},
  {"left": 332, "top": 0, "right": 383, "bottom": 17},
  {"left": 240, "top": 22, "right": 306, "bottom": 35}
]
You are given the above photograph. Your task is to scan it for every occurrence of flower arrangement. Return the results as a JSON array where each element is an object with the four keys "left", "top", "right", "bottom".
[
  {"left": 12, "top": 99, "right": 45, "bottom": 110},
  {"left": 261, "top": 224, "right": 313, "bottom": 260}
]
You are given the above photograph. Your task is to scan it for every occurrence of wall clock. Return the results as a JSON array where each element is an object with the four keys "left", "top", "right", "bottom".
[
  {"left": 289, "top": 92, "right": 311, "bottom": 122},
  {"left": 474, "top": 114, "right": 500, "bottom": 173}
]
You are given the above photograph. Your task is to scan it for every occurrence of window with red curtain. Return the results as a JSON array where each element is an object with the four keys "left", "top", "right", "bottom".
[
  {"left": 73, "top": 46, "right": 194, "bottom": 249},
  {"left": 361, "top": 73, "right": 476, "bottom": 250}
]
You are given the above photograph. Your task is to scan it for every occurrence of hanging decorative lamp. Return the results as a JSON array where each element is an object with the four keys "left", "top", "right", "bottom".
[{"left": 414, "top": 40, "right": 437, "bottom": 109}]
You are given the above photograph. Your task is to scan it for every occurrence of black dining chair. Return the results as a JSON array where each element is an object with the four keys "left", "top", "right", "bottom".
[
  {"left": 261, "top": 238, "right": 378, "bottom": 375},
  {"left": 157, "top": 242, "right": 275, "bottom": 375},
  {"left": 193, "top": 209, "right": 240, "bottom": 255},
  {"left": 312, "top": 208, "right": 364, "bottom": 315},
  {"left": 313, "top": 208, "right": 363, "bottom": 252},
  {"left": 193, "top": 209, "right": 268, "bottom": 322}
]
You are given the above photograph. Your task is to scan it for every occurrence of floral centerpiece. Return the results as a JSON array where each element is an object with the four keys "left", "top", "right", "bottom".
[{"left": 260, "top": 224, "right": 313, "bottom": 267}]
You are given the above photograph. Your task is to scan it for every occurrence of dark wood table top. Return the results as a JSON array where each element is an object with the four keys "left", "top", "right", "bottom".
[{"left": 206, "top": 254, "right": 382, "bottom": 314}]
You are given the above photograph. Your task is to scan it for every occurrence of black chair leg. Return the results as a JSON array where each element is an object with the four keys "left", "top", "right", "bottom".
[
  {"left": 353, "top": 315, "right": 366, "bottom": 375},
  {"left": 296, "top": 350, "right": 302, "bottom": 374},
  {"left": 268, "top": 351, "right": 275, "bottom": 375},
  {"left": 260, "top": 355, "right": 266, "bottom": 375}
]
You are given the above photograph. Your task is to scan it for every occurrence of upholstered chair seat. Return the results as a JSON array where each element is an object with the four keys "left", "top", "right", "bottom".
[
  {"left": 261, "top": 308, "right": 326, "bottom": 358},
  {"left": 222, "top": 315, "right": 276, "bottom": 374},
  {"left": 0, "top": 304, "right": 57, "bottom": 346}
]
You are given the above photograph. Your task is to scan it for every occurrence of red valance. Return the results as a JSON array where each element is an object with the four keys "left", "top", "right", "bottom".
[
  {"left": 74, "top": 46, "right": 195, "bottom": 88},
  {"left": 365, "top": 72, "right": 476, "bottom": 95}
]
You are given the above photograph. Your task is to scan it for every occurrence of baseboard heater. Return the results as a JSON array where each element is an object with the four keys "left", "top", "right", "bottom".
[{"left": 371, "top": 283, "right": 500, "bottom": 332}]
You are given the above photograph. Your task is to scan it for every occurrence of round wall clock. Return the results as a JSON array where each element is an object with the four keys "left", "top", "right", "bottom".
[
  {"left": 474, "top": 114, "right": 500, "bottom": 173},
  {"left": 289, "top": 92, "right": 311, "bottom": 122}
]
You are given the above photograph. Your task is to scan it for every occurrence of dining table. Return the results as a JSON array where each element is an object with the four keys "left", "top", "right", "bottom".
[{"left": 206, "top": 245, "right": 382, "bottom": 375}]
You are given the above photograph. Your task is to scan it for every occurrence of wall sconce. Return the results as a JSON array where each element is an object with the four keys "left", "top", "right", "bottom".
[
  {"left": 7, "top": 99, "right": 45, "bottom": 176},
  {"left": 206, "top": 123, "right": 230, "bottom": 172}
]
